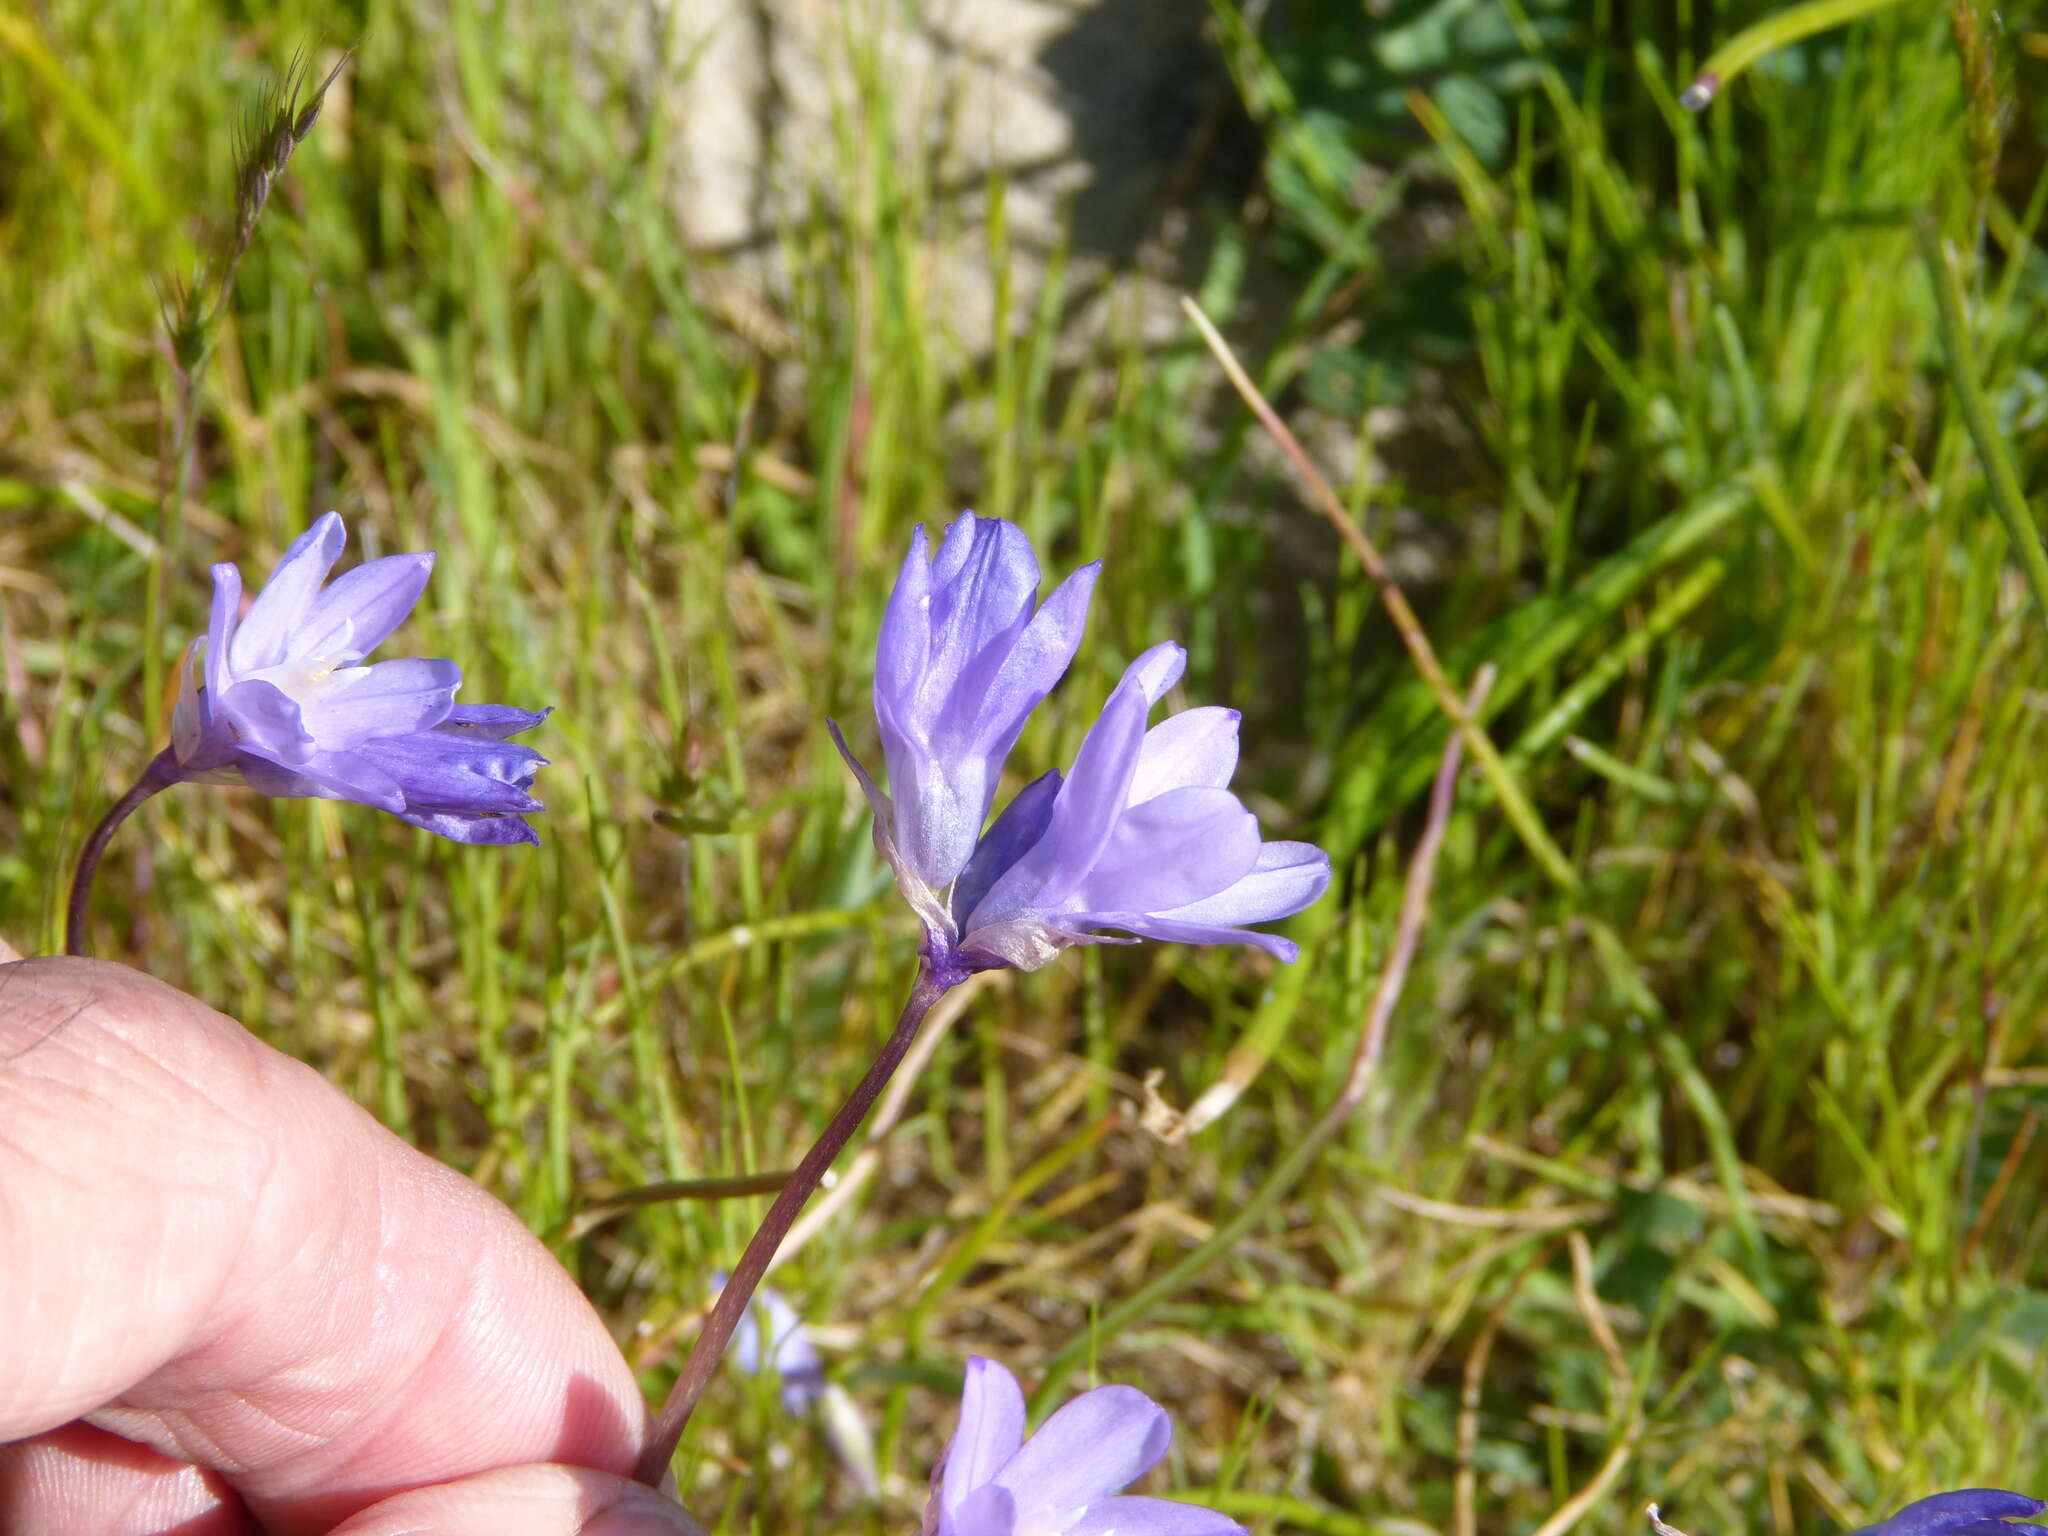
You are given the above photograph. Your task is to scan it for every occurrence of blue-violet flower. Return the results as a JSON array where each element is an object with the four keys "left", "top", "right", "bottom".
[
  {"left": 841, "top": 516, "right": 1328, "bottom": 979},
  {"left": 838, "top": 512, "right": 1098, "bottom": 948},
  {"left": 169, "top": 512, "right": 548, "bottom": 844},
  {"left": 923, "top": 1356, "right": 1241, "bottom": 1536},
  {"left": 1850, "top": 1490, "right": 2048, "bottom": 1536},
  {"left": 950, "top": 641, "right": 1330, "bottom": 971}
]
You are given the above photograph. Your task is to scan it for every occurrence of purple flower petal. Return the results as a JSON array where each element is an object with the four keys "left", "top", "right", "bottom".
[
  {"left": 926, "top": 515, "right": 1041, "bottom": 735},
  {"left": 943, "top": 1483, "right": 1017, "bottom": 1536},
  {"left": 942, "top": 1357, "right": 1027, "bottom": 1523},
  {"left": 991, "top": 1384, "right": 1170, "bottom": 1531},
  {"left": 1150, "top": 841, "right": 1333, "bottom": 927},
  {"left": 1064, "top": 1496, "right": 1246, "bottom": 1536},
  {"left": 951, "top": 770, "right": 1061, "bottom": 933},
  {"left": 231, "top": 755, "right": 327, "bottom": 801},
  {"left": 1059, "top": 912, "right": 1301, "bottom": 963},
  {"left": 866, "top": 516, "right": 1101, "bottom": 904},
  {"left": 1071, "top": 787, "right": 1260, "bottom": 916},
  {"left": 236, "top": 745, "right": 407, "bottom": 813},
  {"left": 220, "top": 678, "right": 318, "bottom": 764},
  {"left": 204, "top": 561, "right": 240, "bottom": 712},
  {"left": 291, "top": 551, "right": 435, "bottom": 659},
  {"left": 1127, "top": 708, "right": 1240, "bottom": 804},
  {"left": 1854, "top": 1492, "right": 2048, "bottom": 1536},
  {"left": 228, "top": 512, "right": 347, "bottom": 673},
  {"left": 1126, "top": 641, "right": 1186, "bottom": 706},
  {"left": 390, "top": 807, "right": 542, "bottom": 844},
  {"left": 875, "top": 524, "right": 934, "bottom": 760},
  {"left": 294, "top": 657, "right": 461, "bottom": 750},
  {"left": 971, "top": 656, "right": 1153, "bottom": 924},
  {"left": 150, "top": 513, "right": 551, "bottom": 848},
  {"left": 964, "top": 561, "right": 1100, "bottom": 760},
  {"left": 439, "top": 703, "right": 551, "bottom": 739},
  {"left": 355, "top": 728, "right": 544, "bottom": 814}
]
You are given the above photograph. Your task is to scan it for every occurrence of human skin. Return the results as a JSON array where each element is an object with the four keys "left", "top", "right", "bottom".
[{"left": 0, "top": 944, "right": 702, "bottom": 1536}]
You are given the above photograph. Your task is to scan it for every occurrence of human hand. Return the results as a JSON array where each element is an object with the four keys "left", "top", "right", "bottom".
[{"left": 0, "top": 947, "right": 703, "bottom": 1536}]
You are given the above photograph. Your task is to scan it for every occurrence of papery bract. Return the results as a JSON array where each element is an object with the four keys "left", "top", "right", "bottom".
[
  {"left": 921, "top": 1357, "right": 1241, "bottom": 1536},
  {"left": 169, "top": 512, "right": 548, "bottom": 844},
  {"left": 953, "top": 642, "right": 1330, "bottom": 972},
  {"left": 1849, "top": 1490, "right": 2048, "bottom": 1536}
]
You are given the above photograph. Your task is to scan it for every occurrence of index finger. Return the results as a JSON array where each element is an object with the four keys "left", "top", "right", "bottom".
[{"left": 0, "top": 957, "right": 651, "bottom": 1535}]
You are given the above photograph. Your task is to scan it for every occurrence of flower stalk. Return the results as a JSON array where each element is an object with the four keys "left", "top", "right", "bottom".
[
  {"left": 65, "top": 748, "right": 181, "bottom": 956},
  {"left": 635, "top": 961, "right": 956, "bottom": 1486}
]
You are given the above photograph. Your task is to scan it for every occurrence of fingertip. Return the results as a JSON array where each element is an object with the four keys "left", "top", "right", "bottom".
[{"left": 328, "top": 1465, "right": 706, "bottom": 1536}]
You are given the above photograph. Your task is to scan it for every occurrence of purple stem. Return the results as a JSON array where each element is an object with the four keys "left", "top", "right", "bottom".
[
  {"left": 66, "top": 747, "right": 181, "bottom": 957},
  {"left": 635, "top": 962, "right": 954, "bottom": 1487}
]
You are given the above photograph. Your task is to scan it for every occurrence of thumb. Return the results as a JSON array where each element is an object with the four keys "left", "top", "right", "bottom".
[{"left": 329, "top": 1465, "right": 706, "bottom": 1536}]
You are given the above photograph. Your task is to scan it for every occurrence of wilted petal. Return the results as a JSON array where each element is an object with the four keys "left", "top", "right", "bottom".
[
  {"left": 296, "top": 657, "right": 461, "bottom": 750},
  {"left": 228, "top": 512, "right": 347, "bottom": 673},
  {"left": 1064, "top": 1497, "right": 1245, "bottom": 1536},
  {"left": 1150, "top": 841, "right": 1332, "bottom": 928},
  {"left": 942, "top": 1357, "right": 1026, "bottom": 1522},
  {"left": 1072, "top": 786, "right": 1259, "bottom": 916},
  {"left": 992, "top": 1385, "right": 1170, "bottom": 1531},
  {"left": 1127, "top": 708, "right": 1239, "bottom": 805},
  {"left": 1853, "top": 1492, "right": 2048, "bottom": 1536},
  {"left": 952, "top": 770, "right": 1061, "bottom": 932},
  {"left": 292, "top": 551, "right": 434, "bottom": 658}
]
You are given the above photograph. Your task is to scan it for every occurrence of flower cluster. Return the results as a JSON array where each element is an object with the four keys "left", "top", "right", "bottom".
[
  {"left": 924, "top": 1358, "right": 1240, "bottom": 1536},
  {"left": 77, "top": 508, "right": 2031, "bottom": 1536},
  {"left": 169, "top": 512, "right": 548, "bottom": 844},
  {"left": 840, "top": 512, "right": 1330, "bottom": 982}
]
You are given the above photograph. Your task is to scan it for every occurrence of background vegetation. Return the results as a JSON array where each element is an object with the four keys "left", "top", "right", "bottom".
[{"left": 6, "top": 0, "right": 2048, "bottom": 1531}]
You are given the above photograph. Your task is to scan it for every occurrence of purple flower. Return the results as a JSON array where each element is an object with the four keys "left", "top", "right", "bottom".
[
  {"left": 838, "top": 515, "right": 1327, "bottom": 980},
  {"left": 837, "top": 512, "right": 1098, "bottom": 949},
  {"left": 168, "top": 512, "right": 548, "bottom": 845},
  {"left": 951, "top": 642, "right": 1330, "bottom": 972},
  {"left": 721, "top": 1278, "right": 827, "bottom": 1413},
  {"left": 1850, "top": 1490, "right": 2048, "bottom": 1536},
  {"left": 922, "top": 1357, "right": 1241, "bottom": 1536}
]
